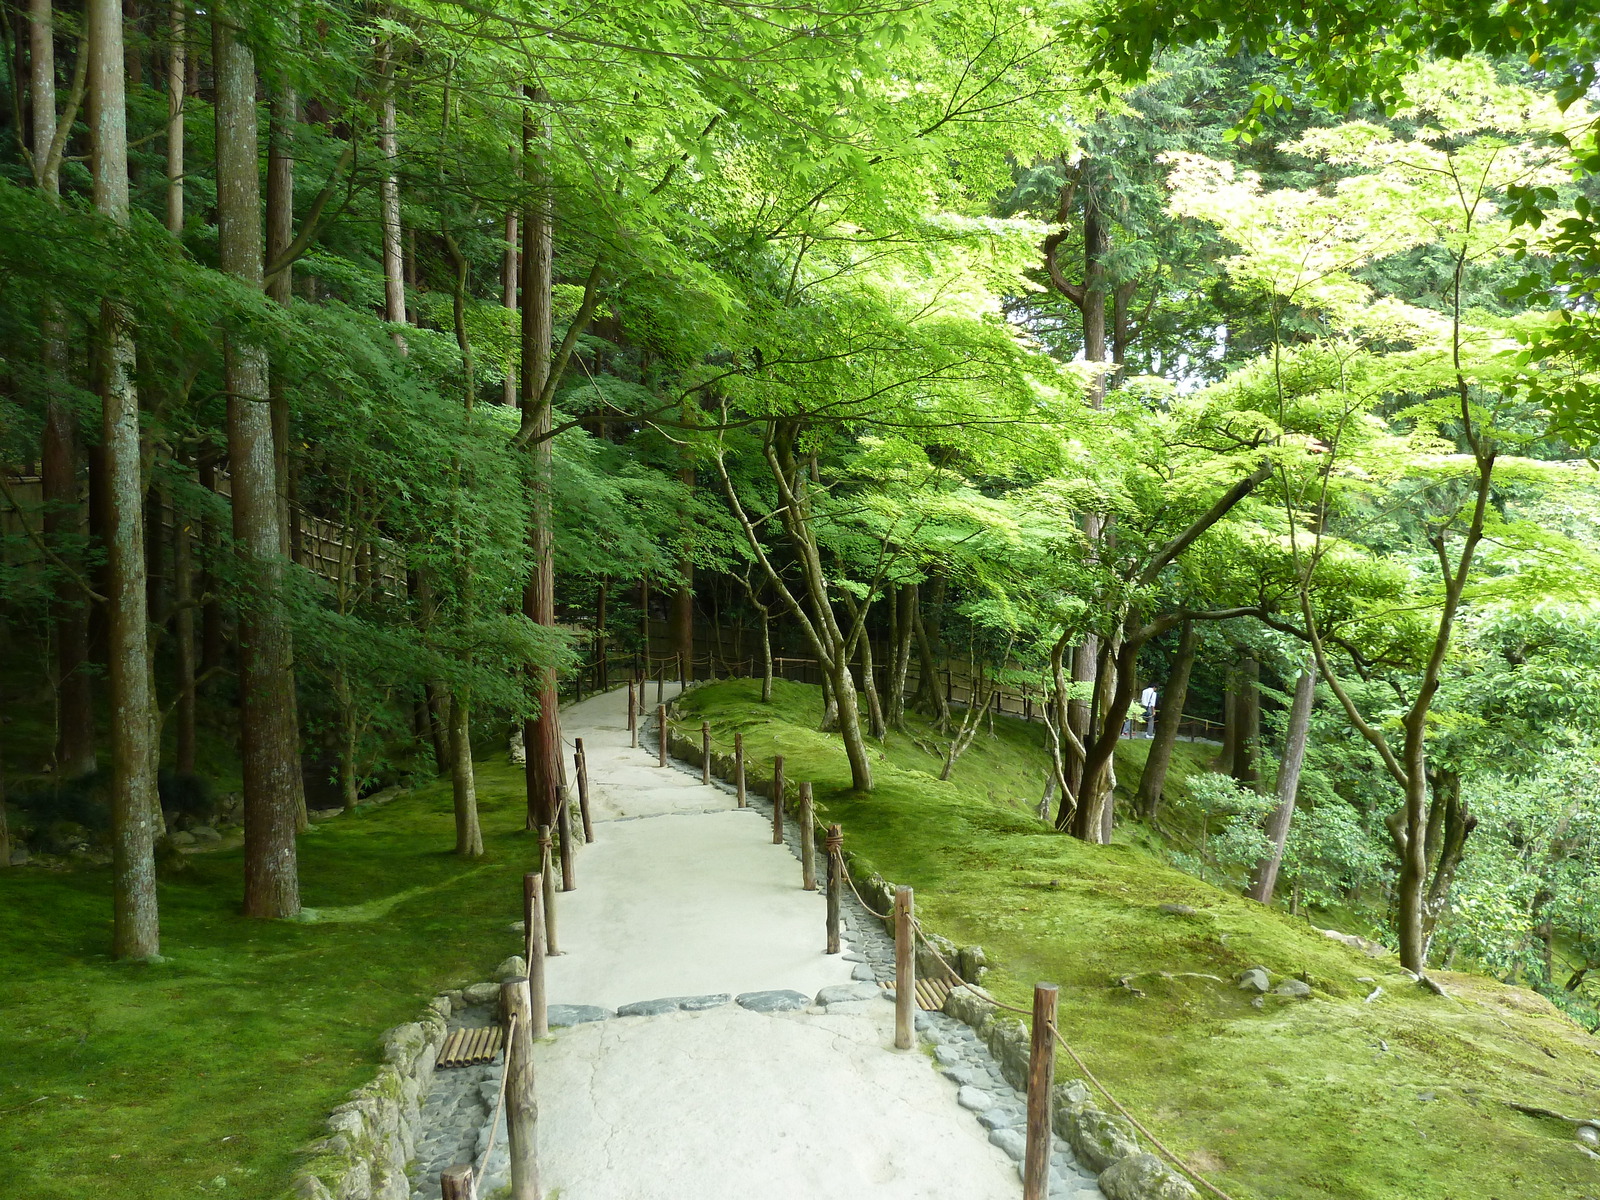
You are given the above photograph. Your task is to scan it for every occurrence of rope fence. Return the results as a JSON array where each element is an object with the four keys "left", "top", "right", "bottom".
[{"left": 824, "top": 811, "right": 1237, "bottom": 1200}]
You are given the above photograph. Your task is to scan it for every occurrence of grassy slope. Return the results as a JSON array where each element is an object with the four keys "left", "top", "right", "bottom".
[
  {"left": 678, "top": 679, "right": 1600, "bottom": 1200},
  {"left": 0, "top": 762, "right": 531, "bottom": 1200}
]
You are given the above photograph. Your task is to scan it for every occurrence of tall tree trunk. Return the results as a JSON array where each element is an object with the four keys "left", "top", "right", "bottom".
[
  {"left": 910, "top": 583, "right": 949, "bottom": 729},
  {"left": 1420, "top": 769, "right": 1475, "bottom": 950},
  {"left": 0, "top": 761, "right": 9, "bottom": 869},
  {"left": 173, "top": 504, "right": 196, "bottom": 774},
  {"left": 520, "top": 89, "right": 561, "bottom": 832},
  {"left": 215, "top": 5, "right": 300, "bottom": 919},
  {"left": 1232, "top": 652, "right": 1261, "bottom": 789},
  {"left": 849, "top": 597, "right": 886, "bottom": 740},
  {"left": 888, "top": 583, "right": 913, "bottom": 731},
  {"left": 1249, "top": 666, "right": 1315, "bottom": 904},
  {"left": 164, "top": 0, "right": 183, "bottom": 234},
  {"left": 450, "top": 694, "right": 482, "bottom": 856},
  {"left": 594, "top": 581, "right": 608, "bottom": 690},
  {"left": 43, "top": 400, "right": 95, "bottom": 778},
  {"left": 1135, "top": 620, "right": 1196, "bottom": 820},
  {"left": 441, "top": 222, "right": 482, "bottom": 847},
  {"left": 1219, "top": 670, "right": 1239, "bottom": 767},
  {"left": 671, "top": 463, "right": 695, "bottom": 682},
  {"left": 197, "top": 452, "right": 224, "bottom": 676},
  {"left": 502, "top": 209, "right": 518, "bottom": 405},
  {"left": 377, "top": 37, "right": 406, "bottom": 352},
  {"left": 33, "top": 0, "right": 95, "bottom": 779},
  {"left": 89, "top": 0, "right": 160, "bottom": 958},
  {"left": 759, "top": 604, "right": 773, "bottom": 702},
  {"left": 264, "top": 52, "right": 307, "bottom": 832},
  {"left": 30, "top": 0, "right": 60, "bottom": 194}
]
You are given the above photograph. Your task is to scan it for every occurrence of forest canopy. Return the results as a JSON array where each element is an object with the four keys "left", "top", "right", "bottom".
[{"left": 3, "top": 0, "right": 1600, "bottom": 1053}]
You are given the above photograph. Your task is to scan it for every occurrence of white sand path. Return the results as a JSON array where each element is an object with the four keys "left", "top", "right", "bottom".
[{"left": 528, "top": 683, "right": 1019, "bottom": 1200}]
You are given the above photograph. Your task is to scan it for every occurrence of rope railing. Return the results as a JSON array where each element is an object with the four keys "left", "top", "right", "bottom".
[
  {"left": 475, "top": 1011, "right": 516, "bottom": 1178},
  {"left": 830, "top": 837, "right": 1236, "bottom": 1200}
]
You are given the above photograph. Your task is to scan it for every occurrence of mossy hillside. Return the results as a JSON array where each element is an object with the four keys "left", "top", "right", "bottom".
[
  {"left": 677, "top": 679, "right": 1600, "bottom": 1200},
  {"left": 0, "top": 761, "right": 533, "bottom": 1200}
]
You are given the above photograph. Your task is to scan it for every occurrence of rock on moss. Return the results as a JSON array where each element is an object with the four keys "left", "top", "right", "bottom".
[
  {"left": 943, "top": 982, "right": 997, "bottom": 1035},
  {"left": 983, "top": 1017, "right": 1031, "bottom": 1091},
  {"left": 1058, "top": 1099, "right": 1139, "bottom": 1172},
  {"left": 1098, "top": 1151, "right": 1199, "bottom": 1200}
]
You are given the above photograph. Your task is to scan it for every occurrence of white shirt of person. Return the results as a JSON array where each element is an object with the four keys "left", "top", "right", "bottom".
[{"left": 1140, "top": 686, "right": 1158, "bottom": 709}]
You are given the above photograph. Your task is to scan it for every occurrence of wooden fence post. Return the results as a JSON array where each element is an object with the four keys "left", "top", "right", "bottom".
[
  {"left": 676, "top": 651, "right": 684, "bottom": 688},
  {"left": 556, "top": 794, "right": 576, "bottom": 892},
  {"left": 1024, "top": 983, "right": 1059, "bottom": 1200},
  {"left": 500, "top": 977, "right": 540, "bottom": 1200},
  {"left": 539, "top": 828, "right": 559, "bottom": 954},
  {"left": 656, "top": 668, "right": 663, "bottom": 706},
  {"left": 701, "top": 721, "right": 711, "bottom": 785},
  {"left": 657, "top": 704, "right": 668, "bottom": 767},
  {"left": 771, "top": 755, "right": 785, "bottom": 844},
  {"left": 894, "top": 886, "right": 915, "bottom": 1050},
  {"left": 441, "top": 1164, "right": 477, "bottom": 1200},
  {"left": 627, "top": 680, "right": 638, "bottom": 748},
  {"left": 574, "top": 740, "right": 594, "bottom": 843},
  {"left": 524, "top": 874, "right": 548, "bottom": 1038},
  {"left": 799, "top": 781, "right": 816, "bottom": 891},
  {"left": 734, "top": 733, "right": 746, "bottom": 808},
  {"left": 825, "top": 824, "right": 842, "bottom": 954}
]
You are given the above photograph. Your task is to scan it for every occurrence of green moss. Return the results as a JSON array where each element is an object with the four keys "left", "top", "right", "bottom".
[
  {"left": 679, "top": 680, "right": 1600, "bottom": 1200},
  {"left": 0, "top": 761, "right": 534, "bottom": 1200}
]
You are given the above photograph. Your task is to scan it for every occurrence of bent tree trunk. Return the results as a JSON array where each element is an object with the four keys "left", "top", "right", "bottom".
[
  {"left": 1249, "top": 666, "right": 1315, "bottom": 904},
  {"left": 89, "top": 0, "right": 160, "bottom": 958},
  {"left": 1135, "top": 620, "right": 1196, "bottom": 820},
  {"left": 215, "top": 4, "right": 300, "bottom": 919}
]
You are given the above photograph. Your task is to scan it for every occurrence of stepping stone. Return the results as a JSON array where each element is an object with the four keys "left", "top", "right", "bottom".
[
  {"left": 815, "top": 982, "right": 881, "bottom": 1005},
  {"left": 677, "top": 993, "right": 731, "bottom": 1011},
  {"left": 957, "top": 1085, "right": 994, "bottom": 1111},
  {"left": 988, "top": 1127, "right": 1027, "bottom": 1161},
  {"left": 941, "top": 1065, "right": 981, "bottom": 1086},
  {"left": 735, "top": 990, "right": 810, "bottom": 1013},
  {"left": 547, "top": 1004, "right": 614, "bottom": 1027},
  {"left": 616, "top": 998, "right": 680, "bottom": 1017},
  {"left": 851, "top": 963, "right": 877, "bottom": 982},
  {"left": 979, "top": 1106, "right": 1021, "bottom": 1130},
  {"left": 934, "top": 1044, "right": 965, "bottom": 1066}
]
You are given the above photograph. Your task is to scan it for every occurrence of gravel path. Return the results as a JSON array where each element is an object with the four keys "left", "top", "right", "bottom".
[{"left": 408, "top": 683, "right": 1103, "bottom": 1200}]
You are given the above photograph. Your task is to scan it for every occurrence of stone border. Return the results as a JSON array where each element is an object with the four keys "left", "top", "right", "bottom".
[{"left": 290, "top": 990, "right": 454, "bottom": 1200}]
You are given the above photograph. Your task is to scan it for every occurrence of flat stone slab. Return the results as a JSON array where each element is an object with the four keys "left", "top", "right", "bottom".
[
  {"left": 957, "top": 1086, "right": 994, "bottom": 1112},
  {"left": 988, "top": 1127, "right": 1026, "bottom": 1162},
  {"left": 548, "top": 1004, "right": 615, "bottom": 1027},
  {"left": 979, "top": 1107, "right": 1021, "bottom": 1130},
  {"left": 816, "top": 982, "right": 882, "bottom": 1005},
  {"left": 617, "top": 998, "right": 680, "bottom": 1018},
  {"left": 736, "top": 989, "right": 810, "bottom": 1013},
  {"left": 617, "top": 994, "right": 731, "bottom": 1017}
]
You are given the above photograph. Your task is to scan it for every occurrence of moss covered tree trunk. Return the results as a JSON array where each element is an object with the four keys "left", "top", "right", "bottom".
[
  {"left": 90, "top": 0, "right": 160, "bottom": 957},
  {"left": 1249, "top": 665, "right": 1315, "bottom": 904},
  {"left": 1135, "top": 619, "right": 1196, "bottom": 820},
  {"left": 215, "top": 3, "right": 300, "bottom": 919},
  {"left": 520, "top": 89, "right": 563, "bottom": 832}
]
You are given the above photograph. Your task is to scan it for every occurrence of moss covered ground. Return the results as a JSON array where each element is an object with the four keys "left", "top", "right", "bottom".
[
  {"left": 0, "top": 762, "right": 532, "bottom": 1200},
  {"left": 677, "top": 678, "right": 1600, "bottom": 1200}
]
